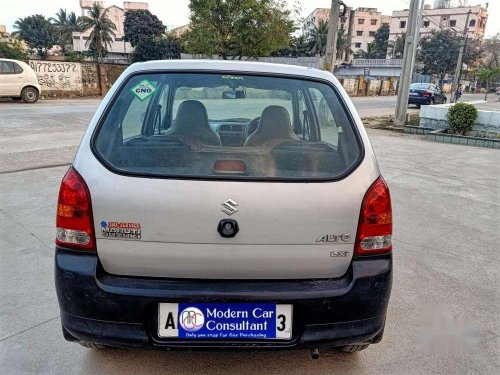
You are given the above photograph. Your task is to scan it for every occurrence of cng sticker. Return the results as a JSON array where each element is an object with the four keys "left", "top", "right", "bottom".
[{"left": 130, "top": 79, "right": 157, "bottom": 101}]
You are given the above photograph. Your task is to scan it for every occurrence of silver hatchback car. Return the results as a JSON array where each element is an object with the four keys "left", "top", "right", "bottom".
[{"left": 55, "top": 60, "right": 392, "bottom": 355}]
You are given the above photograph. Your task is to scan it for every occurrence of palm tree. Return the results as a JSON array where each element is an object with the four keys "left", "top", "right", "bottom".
[
  {"left": 79, "top": 4, "right": 116, "bottom": 62},
  {"left": 307, "top": 20, "right": 329, "bottom": 57},
  {"left": 474, "top": 67, "right": 500, "bottom": 101},
  {"left": 51, "top": 9, "right": 81, "bottom": 55},
  {"left": 336, "top": 29, "right": 352, "bottom": 61}
]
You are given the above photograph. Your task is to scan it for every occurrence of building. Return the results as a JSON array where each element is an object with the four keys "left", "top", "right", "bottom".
[
  {"left": 350, "top": 8, "right": 391, "bottom": 58},
  {"left": 72, "top": 0, "right": 149, "bottom": 63},
  {"left": 169, "top": 24, "right": 190, "bottom": 38},
  {"left": 300, "top": 7, "right": 352, "bottom": 36},
  {"left": 389, "top": 4, "right": 488, "bottom": 44},
  {"left": 300, "top": 7, "right": 390, "bottom": 61}
]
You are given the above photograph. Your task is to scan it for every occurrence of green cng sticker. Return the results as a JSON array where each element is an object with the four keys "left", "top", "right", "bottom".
[{"left": 130, "top": 80, "right": 157, "bottom": 101}]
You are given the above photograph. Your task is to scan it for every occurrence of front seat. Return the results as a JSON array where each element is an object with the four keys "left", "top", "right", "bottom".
[
  {"left": 244, "top": 106, "right": 297, "bottom": 147},
  {"left": 166, "top": 100, "right": 221, "bottom": 146}
]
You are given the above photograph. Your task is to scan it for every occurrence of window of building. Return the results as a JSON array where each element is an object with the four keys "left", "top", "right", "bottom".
[
  {"left": 356, "top": 31, "right": 363, "bottom": 36},
  {"left": 400, "top": 21, "right": 406, "bottom": 28},
  {"left": 449, "top": 20, "right": 456, "bottom": 27},
  {"left": 358, "top": 18, "right": 365, "bottom": 24},
  {"left": 355, "top": 42, "right": 362, "bottom": 48},
  {"left": 469, "top": 19, "right": 476, "bottom": 27},
  {"left": 371, "top": 19, "right": 377, "bottom": 25},
  {"left": 369, "top": 31, "right": 375, "bottom": 37},
  {"left": 423, "top": 20, "right": 430, "bottom": 27}
]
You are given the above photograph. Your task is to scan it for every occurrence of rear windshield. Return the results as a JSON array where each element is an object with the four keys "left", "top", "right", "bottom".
[
  {"left": 93, "top": 72, "right": 362, "bottom": 180},
  {"left": 410, "top": 83, "right": 431, "bottom": 90}
]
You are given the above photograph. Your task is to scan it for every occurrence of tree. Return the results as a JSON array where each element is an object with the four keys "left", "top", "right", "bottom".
[
  {"left": 307, "top": 20, "right": 328, "bottom": 57},
  {"left": 124, "top": 9, "right": 165, "bottom": 47},
  {"left": 483, "top": 34, "right": 500, "bottom": 69},
  {"left": 13, "top": 15, "right": 57, "bottom": 58},
  {"left": 187, "top": 0, "right": 294, "bottom": 60},
  {"left": 388, "top": 33, "right": 405, "bottom": 59},
  {"left": 51, "top": 9, "right": 81, "bottom": 55},
  {"left": 336, "top": 29, "right": 351, "bottom": 60},
  {"left": 364, "top": 24, "right": 389, "bottom": 59},
  {"left": 131, "top": 36, "right": 181, "bottom": 62},
  {"left": 79, "top": 4, "right": 117, "bottom": 62},
  {"left": 0, "top": 42, "right": 27, "bottom": 60},
  {"left": 361, "top": 43, "right": 379, "bottom": 59},
  {"left": 474, "top": 67, "right": 500, "bottom": 101},
  {"left": 418, "top": 30, "right": 462, "bottom": 84},
  {"left": 272, "top": 35, "right": 310, "bottom": 57}
]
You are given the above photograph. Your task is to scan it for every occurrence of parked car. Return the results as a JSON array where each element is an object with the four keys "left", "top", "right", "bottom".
[
  {"left": 408, "top": 83, "right": 447, "bottom": 106},
  {"left": 55, "top": 60, "right": 393, "bottom": 355},
  {"left": 0, "top": 59, "right": 41, "bottom": 103}
]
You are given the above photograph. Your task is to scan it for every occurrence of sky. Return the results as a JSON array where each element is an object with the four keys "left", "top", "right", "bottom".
[{"left": 0, "top": 0, "right": 499, "bottom": 37}]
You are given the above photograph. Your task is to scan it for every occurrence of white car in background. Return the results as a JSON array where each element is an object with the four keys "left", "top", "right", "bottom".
[{"left": 0, "top": 58, "right": 41, "bottom": 103}]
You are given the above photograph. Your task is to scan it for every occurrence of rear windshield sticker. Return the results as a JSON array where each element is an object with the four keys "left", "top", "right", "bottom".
[
  {"left": 130, "top": 80, "right": 157, "bottom": 101},
  {"left": 221, "top": 75, "right": 244, "bottom": 80},
  {"left": 101, "top": 221, "right": 142, "bottom": 239}
]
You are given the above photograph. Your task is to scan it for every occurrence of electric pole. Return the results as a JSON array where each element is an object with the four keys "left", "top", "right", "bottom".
[
  {"left": 394, "top": 0, "right": 423, "bottom": 126},
  {"left": 324, "top": 0, "right": 341, "bottom": 72},
  {"left": 451, "top": 10, "right": 472, "bottom": 103}
]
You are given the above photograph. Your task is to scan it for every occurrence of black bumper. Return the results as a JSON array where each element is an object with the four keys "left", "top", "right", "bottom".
[
  {"left": 408, "top": 96, "right": 431, "bottom": 105},
  {"left": 55, "top": 247, "right": 392, "bottom": 350}
]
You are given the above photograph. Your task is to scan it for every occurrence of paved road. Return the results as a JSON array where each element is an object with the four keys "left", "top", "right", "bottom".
[{"left": 0, "top": 99, "right": 499, "bottom": 374}]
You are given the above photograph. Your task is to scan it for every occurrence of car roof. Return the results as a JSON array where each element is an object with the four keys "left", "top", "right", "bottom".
[
  {"left": 125, "top": 60, "right": 335, "bottom": 81},
  {"left": 0, "top": 58, "right": 25, "bottom": 63}
]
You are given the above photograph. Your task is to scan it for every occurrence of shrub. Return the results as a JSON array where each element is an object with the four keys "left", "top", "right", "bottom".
[{"left": 447, "top": 102, "right": 478, "bottom": 135}]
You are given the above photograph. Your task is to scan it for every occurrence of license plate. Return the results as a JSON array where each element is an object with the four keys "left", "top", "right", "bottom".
[
  {"left": 409, "top": 92, "right": 419, "bottom": 96},
  {"left": 158, "top": 303, "right": 293, "bottom": 340}
]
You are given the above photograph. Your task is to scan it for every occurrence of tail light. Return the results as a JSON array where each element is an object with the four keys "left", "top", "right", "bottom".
[
  {"left": 354, "top": 177, "right": 392, "bottom": 256},
  {"left": 56, "top": 167, "right": 96, "bottom": 251},
  {"left": 422, "top": 91, "right": 431, "bottom": 97}
]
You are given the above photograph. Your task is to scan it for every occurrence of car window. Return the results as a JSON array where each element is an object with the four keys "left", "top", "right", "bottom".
[
  {"left": 309, "top": 88, "right": 339, "bottom": 146},
  {"left": 94, "top": 73, "right": 362, "bottom": 181},
  {"left": 0, "top": 61, "right": 15, "bottom": 74},
  {"left": 13, "top": 62, "right": 23, "bottom": 74}
]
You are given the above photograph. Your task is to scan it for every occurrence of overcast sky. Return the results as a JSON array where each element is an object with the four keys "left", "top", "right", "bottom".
[{"left": 1, "top": 0, "right": 498, "bottom": 37}]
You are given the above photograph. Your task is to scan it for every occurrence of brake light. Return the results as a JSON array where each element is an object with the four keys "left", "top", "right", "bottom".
[
  {"left": 354, "top": 177, "right": 392, "bottom": 256},
  {"left": 56, "top": 167, "right": 95, "bottom": 251},
  {"left": 422, "top": 91, "right": 431, "bottom": 97}
]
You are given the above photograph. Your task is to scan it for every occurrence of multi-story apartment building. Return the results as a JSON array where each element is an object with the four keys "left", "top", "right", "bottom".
[
  {"left": 389, "top": 4, "right": 488, "bottom": 43},
  {"left": 301, "top": 7, "right": 352, "bottom": 36},
  {"left": 72, "top": 0, "right": 149, "bottom": 62},
  {"left": 301, "top": 7, "right": 390, "bottom": 60},
  {"left": 350, "top": 8, "right": 391, "bottom": 57}
]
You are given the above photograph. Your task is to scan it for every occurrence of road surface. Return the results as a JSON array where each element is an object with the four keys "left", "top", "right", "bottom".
[{"left": 0, "top": 98, "right": 498, "bottom": 375}]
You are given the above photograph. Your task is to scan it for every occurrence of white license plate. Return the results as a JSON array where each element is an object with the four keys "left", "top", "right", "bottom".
[
  {"left": 158, "top": 303, "right": 293, "bottom": 340},
  {"left": 409, "top": 92, "right": 419, "bottom": 96}
]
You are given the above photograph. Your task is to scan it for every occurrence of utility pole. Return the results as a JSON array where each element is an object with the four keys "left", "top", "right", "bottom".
[
  {"left": 451, "top": 10, "right": 472, "bottom": 103},
  {"left": 394, "top": 0, "right": 422, "bottom": 126},
  {"left": 324, "top": 0, "right": 341, "bottom": 72}
]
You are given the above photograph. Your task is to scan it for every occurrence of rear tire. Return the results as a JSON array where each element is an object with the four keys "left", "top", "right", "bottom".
[
  {"left": 78, "top": 341, "right": 107, "bottom": 350},
  {"left": 21, "top": 87, "right": 39, "bottom": 103},
  {"left": 338, "top": 344, "right": 369, "bottom": 353}
]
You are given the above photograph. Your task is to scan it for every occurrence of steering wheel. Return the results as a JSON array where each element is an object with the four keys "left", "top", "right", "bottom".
[{"left": 244, "top": 117, "right": 260, "bottom": 139}]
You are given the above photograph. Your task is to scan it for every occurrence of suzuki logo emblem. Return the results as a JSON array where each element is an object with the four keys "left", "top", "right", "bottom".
[{"left": 221, "top": 199, "right": 238, "bottom": 216}]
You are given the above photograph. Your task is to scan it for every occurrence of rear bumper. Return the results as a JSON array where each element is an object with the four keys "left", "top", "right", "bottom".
[
  {"left": 408, "top": 96, "right": 431, "bottom": 105},
  {"left": 55, "top": 247, "right": 392, "bottom": 350}
]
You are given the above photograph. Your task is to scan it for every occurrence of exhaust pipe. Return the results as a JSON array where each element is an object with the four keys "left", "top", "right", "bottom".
[{"left": 310, "top": 348, "right": 320, "bottom": 359}]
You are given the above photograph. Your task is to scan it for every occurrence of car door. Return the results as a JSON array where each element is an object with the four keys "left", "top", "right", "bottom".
[{"left": 0, "top": 61, "right": 25, "bottom": 96}]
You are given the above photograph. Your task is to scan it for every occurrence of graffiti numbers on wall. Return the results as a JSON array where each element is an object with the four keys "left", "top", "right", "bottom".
[{"left": 29, "top": 61, "right": 83, "bottom": 91}]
